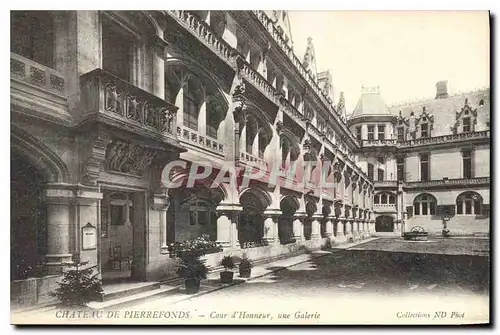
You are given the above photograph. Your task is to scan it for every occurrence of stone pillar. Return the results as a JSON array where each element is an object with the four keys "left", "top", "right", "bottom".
[
  {"left": 263, "top": 209, "right": 281, "bottom": 245},
  {"left": 44, "top": 200, "right": 72, "bottom": 274},
  {"left": 216, "top": 204, "right": 242, "bottom": 249},
  {"left": 311, "top": 214, "right": 322, "bottom": 240},
  {"left": 292, "top": 214, "right": 306, "bottom": 242},
  {"left": 150, "top": 193, "right": 170, "bottom": 253},
  {"left": 336, "top": 218, "right": 347, "bottom": 244},
  {"left": 325, "top": 217, "right": 334, "bottom": 239}
]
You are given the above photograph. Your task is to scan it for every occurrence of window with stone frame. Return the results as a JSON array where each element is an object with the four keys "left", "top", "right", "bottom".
[
  {"left": 462, "top": 117, "right": 471, "bottom": 133},
  {"left": 456, "top": 192, "right": 482, "bottom": 215},
  {"left": 397, "top": 127, "right": 405, "bottom": 141},
  {"left": 413, "top": 193, "right": 436, "bottom": 216},
  {"left": 462, "top": 149, "right": 473, "bottom": 179},
  {"left": 102, "top": 18, "right": 135, "bottom": 83},
  {"left": 420, "top": 153, "right": 430, "bottom": 181},
  {"left": 367, "top": 163, "right": 374, "bottom": 181},
  {"left": 420, "top": 123, "right": 429, "bottom": 138},
  {"left": 183, "top": 77, "right": 204, "bottom": 131},
  {"left": 396, "top": 156, "right": 405, "bottom": 181},
  {"left": 11, "top": 11, "right": 54, "bottom": 68},
  {"left": 377, "top": 125, "right": 385, "bottom": 140},
  {"left": 367, "top": 125, "right": 375, "bottom": 140},
  {"left": 377, "top": 168, "right": 384, "bottom": 181},
  {"left": 356, "top": 126, "right": 362, "bottom": 140}
]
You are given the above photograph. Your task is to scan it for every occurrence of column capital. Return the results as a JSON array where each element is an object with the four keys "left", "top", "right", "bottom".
[
  {"left": 293, "top": 211, "right": 308, "bottom": 219},
  {"left": 216, "top": 203, "right": 243, "bottom": 216},
  {"left": 44, "top": 183, "right": 102, "bottom": 205},
  {"left": 149, "top": 193, "right": 170, "bottom": 211},
  {"left": 263, "top": 208, "right": 282, "bottom": 217}
]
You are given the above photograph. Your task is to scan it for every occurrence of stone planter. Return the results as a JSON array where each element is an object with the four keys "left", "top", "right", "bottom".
[{"left": 184, "top": 279, "right": 201, "bottom": 294}]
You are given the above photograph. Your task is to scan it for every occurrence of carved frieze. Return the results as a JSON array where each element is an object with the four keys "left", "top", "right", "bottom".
[
  {"left": 80, "top": 129, "right": 112, "bottom": 186},
  {"left": 105, "top": 140, "right": 158, "bottom": 176}
]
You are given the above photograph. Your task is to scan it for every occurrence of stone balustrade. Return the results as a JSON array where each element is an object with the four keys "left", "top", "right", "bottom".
[
  {"left": 80, "top": 69, "right": 178, "bottom": 141},
  {"left": 240, "top": 151, "right": 268, "bottom": 169},
  {"left": 11, "top": 52, "right": 66, "bottom": 97},
  {"left": 177, "top": 126, "right": 224, "bottom": 155}
]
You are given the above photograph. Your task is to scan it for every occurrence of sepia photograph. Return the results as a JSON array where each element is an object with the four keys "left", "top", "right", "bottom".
[{"left": 9, "top": 8, "right": 490, "bottom": 325}]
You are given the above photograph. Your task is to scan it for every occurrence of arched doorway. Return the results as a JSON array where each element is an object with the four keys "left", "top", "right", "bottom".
[
  {"left": 375, "top": 215, "right": 394, "bottom": 232},
  {"left": 11, "top": 151, "right": 47, "bottom": 280}
]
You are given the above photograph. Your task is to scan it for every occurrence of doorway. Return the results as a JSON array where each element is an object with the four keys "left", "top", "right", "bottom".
[
  {"left": 375, "top": 215, "right": 394, "bottom": 232},
  {"left": 100, "top": 189, "right": 147, "bottom": 283}
]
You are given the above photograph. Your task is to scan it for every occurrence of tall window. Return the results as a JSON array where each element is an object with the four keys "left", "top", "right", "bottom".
[
  {"left": 367, "top": 163, "right": 374, "bottom": 181},
  {"left": 420, "top": 124, "right": 429, "bottom": 138},
  {"left": 377, "top": 168, "right": 384, "bottom": 181},
  {"left": 183, "top": 79, "right": 201, "bottom": 131},
  {"left": 377, "top": 125, "right": 385, "bottom": 140},
  {"left": 456, "top": 192, "right": 482, "bottom": 215},
  {"left": 397, "top": 127, "right": 405, "bottom": 141},
  {"left": 367, "top": 125, "right": 375, "bottom": 140},
  {"left": 206, "top": 95, "right": 224, "bottom": 139},
  {"left": 462, "top": 150, "right": 473, "bottom": 179},
  {"left": 11, "top": 11, "right": 54, "bottom": 68},
  {"left": 463, "top": 117, "right": 471, "bottom": 133},
  {"left": 356, "top": 126, "right": 362, "bottom": 140},
  {"left": 102, "top": 19, "right": 133, "bottom": 82},
  {"left": 420, "top": 153, "right": 429, "bottom": 181},
  {"left": 397, "top": 156, "right": 405, "bottom": 181},
  {"left": 413, "top": 194, "right": 436, "bottom": 216}
]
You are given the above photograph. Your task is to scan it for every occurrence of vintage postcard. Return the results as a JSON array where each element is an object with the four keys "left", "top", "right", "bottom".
[{"left": 10, "top": 10, "right": 490, "bottom": 325}]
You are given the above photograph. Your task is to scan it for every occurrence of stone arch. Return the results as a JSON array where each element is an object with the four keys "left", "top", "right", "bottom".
[
  {"left": 11, "top": 125, "right": 69, "bottom": 183},
  {"left": 413, "top": 193, "right": 437, "bottom": 216},
  {"left": 280, "top": 194, "right": 300, "bottom": 216},
  {"left": 239, "top": 186, "right": 272, "bottom": 210},
  {"left": 280, "top": 129, "right": 301, "bottom": 165},
  {"left": 456, "top": 191, "right": 483, "bottom": 215},
  {"left": 374, "top": 191, "right": 396, "bottom": 204}
]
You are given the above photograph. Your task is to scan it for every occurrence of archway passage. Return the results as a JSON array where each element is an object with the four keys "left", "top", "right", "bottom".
[
  {"left": 239, "top": 189, "right": 267, "bottom": 248},
  {"left": 278, "top": 196, "right": 299, "bottom": 244},
  {"left": 11, "top": 151, "right": 47, "bottom": 280},
  {"left": 375, "top": 215, "right": 394, "bottom": 232}
]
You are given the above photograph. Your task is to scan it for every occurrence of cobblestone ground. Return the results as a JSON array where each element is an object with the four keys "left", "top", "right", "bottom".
[{"left": 131, "top": 247, "right": 489, "bottom": 324}]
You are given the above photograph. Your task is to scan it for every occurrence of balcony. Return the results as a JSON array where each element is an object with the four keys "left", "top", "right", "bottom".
[
  {"left": 80, "top": 69, "right": 179, "bottom": 145},
  {"left": 238, "top": 58, "right": 279, "bottom": 105},
  {"left": 399, "top": 131, "right": 490, "bottom": 148},
  {"left": 404, "top": 177, "right": 490, "bottom": 189},
  {"left": 361, "top": 139, "right": 397, "bottom": 147},
  {"left": 240, "top": 151, "right": 268, "bottom": 170},
  {"left": 373, "top": 203, "right": 397, "bottom": 212},
  {"left": 167, "top": 10, "right": 233, "bottom": 65},
  {"left": 177, "top": 126, "right": 224, "bottom": 156}
]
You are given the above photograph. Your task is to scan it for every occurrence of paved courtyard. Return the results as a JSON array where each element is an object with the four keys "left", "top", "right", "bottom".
[{"left": 126, "top": 237, "right": 489, "bottom": 324}]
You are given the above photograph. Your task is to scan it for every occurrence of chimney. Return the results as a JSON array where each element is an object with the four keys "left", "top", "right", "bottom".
[{"left": 435, "top": 80, "right": 449, "bottom": 99}]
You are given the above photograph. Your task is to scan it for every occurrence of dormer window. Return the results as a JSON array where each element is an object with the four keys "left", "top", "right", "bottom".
[
  {"left": 465, "top": 110, "right": 469, "bottom": 115},
  {"left": 479, "top": 99, "right": 484, "bottom": 106},
  {"left": 421, "top": 124, "right": 429, "bottom": 138},
  {"left": 423, "top": 117, "right": 427, "bottom": 121},
  {"left": 463, "top": 117, "right": 471, "bottom": 133}
]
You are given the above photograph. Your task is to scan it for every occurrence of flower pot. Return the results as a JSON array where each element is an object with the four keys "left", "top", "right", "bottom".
[
  {"left": 220, "top": 271, "right": 234, "bottom": 284},
  {"left": 239, "top": 268, "right": 251, "bottom": 278},
  {"left": 184, "top": 278, "right": 201, "bottom": 294}
]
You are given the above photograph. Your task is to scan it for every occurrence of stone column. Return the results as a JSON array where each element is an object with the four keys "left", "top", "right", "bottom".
[
  {"left": 44, "top": 199, "right": 72, "bottom": 274},
  {"left": 310, "top": 214, "right": 322, "bottom": 240},
  {"left": 325, "top": 217, "right": 334, "bottom": 239},
  {"left": 292, "top": 213, "right": 306, "bottom": 242},
  {"left": 263, "top": 209, "right": 282, "bottom": 245},
  {"left": 336, "top": 218, "right": 347, "bottom": 243},
  {"left": 216, "top": 204, "right": 242, "bottom": 249},
  {"left": 150, "top": 193, "right": 170, "bottom": 253}
]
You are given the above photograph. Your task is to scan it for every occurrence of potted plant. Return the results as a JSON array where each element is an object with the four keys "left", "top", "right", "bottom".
[
  {"left": 176, "top": 254, "right": 209, "bottom": 294},
  {"left": 220, "top": 255, "right": 235, "bottom": 284},
  {"left": 238, "top": 254, "right": 252, "bottom": 278},
  {"left": 50, "top": 254, "right": 103, "bottom": 307}
]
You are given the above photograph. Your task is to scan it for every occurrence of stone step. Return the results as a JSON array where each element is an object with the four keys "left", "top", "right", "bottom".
[
  {"left": 86, "top": 285, "right": 178, "bottom": 310},
  {"left": 100, "top": 282, "right": 161, "bottom": 302}
]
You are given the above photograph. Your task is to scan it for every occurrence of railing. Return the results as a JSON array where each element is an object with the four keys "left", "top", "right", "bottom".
[
  {"left": 361, "top": 139, "right": 397, "bottom": 147},
  {"left": 251, "top": 11, "right": 358, "bottom": 145},
  {"left": 373, "top": 203, "right": 397, "bottom": 211},
  {"left": 405, "top": 177, "right": 490, "bottom": 188},
  {"left": 279, "top": 96, "right": 303, "bottom": 120},
  {"left": 168, "top": 10, "right": 233, "bottom": 64},
  {"left": 11, "top": 53, "right": 66, "bottom": 97},
  {"left": 399, "top": 131, "right": 490, "bottom": 147},
  {"left": 80, "top": 69, "right": 177, "bottom": 139},
  {"left": 177, "top": 126, "right": 224, "bottom": 154},
  {"left": 239, "top": 59, "right": 279, "bottom": 104},
  {"left": 374, "top": 180, "right": 398, "bottom": 188},
  {"left": 240, "top": 151, "right": 268, "bottom": 169},
  {"left": 240, "top": 240, "right": 269, "bottom": 249}
]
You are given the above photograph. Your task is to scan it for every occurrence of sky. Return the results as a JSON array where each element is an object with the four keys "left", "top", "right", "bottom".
[{"left": 287, "top": 11, "right": 490, "bottom": 114}]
